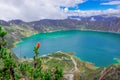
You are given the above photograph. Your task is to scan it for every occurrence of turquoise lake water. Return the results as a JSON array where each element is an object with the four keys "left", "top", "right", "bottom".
[{"left": 13, "top": 30, "right": 120, "bottom": 67}]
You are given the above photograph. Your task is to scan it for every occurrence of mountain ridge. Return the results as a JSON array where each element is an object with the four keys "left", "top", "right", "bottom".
[
  {"left": 1, "top": 16, "right": 120, "bottom": 33},
  {"left": 0, "top": 16, "right": 120, "bottom": 48}
]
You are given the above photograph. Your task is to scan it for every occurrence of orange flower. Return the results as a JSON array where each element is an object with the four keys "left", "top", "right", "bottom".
[{"left": 36, "top": 42, "right": 41, "bottom": 48}]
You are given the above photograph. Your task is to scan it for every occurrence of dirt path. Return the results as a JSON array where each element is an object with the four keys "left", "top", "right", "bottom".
[
  {"left": 64, "top": 54, "right": 80, "bottom": 80},
  {"left": 70, "top": 56, "right": 79, "bottom": 71}
]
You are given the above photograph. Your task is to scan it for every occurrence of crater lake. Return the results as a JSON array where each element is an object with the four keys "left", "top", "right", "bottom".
[{"left": 13, "top": 30, "right": 120, "bottom": 67}]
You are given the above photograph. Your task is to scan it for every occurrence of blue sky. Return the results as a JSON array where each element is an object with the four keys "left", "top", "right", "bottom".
[
  {"left": 61, "top": 0, "right": 120, "bottom": 18},
  {"left": 69, "top": 0, "right": 117, "bottom": 10},
  {"left": 0, "top": 0, "right": 120, "bottom": 21},
  {"left": 61, "top": 0, "right": 119, "bottom": 10}
]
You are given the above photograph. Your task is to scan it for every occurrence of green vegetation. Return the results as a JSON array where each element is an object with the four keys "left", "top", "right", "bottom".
[
  {"left": 4, "top": 25, "right": 38, "bottom": 48},
  {"left": 0, "top": 26, "right": 17, "bottom": 80},
  {"left": 42, "top": 52, "right": 74, "bottom": 71},
  {"left": 0, "top": 25, "right": 120, "bottom": 80},
  {"left": 41, "top": 52, "right": 120, "bottom": 80},
  {"left": 0, "top": 26, "right": 63, "bottom": 80}
]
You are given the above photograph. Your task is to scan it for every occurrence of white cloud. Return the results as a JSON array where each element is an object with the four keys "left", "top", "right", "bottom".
[
  {"left": 66, "top": 8, "right": 120, "bottom": 17},
  {"left": 0, "top": 0, "right": 84, "bottom": 21},
  {"left": 101, "top": 1, "right": 120, "bottom": 5},
  {"left": 0, "top": 0, "right": 120, "bottom": 21},
  {"left": 64, "top": 7, "right": 69, "bottom": 12}
]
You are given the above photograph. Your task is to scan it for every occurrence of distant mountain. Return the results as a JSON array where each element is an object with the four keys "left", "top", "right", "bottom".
[
  {"left": 0, "top": 16, "right": 120, "bottom": 48},
  {"left": 30, "top": 18, "right": 120, "bottom": 32},
  {"left": 0, "top": 16, "right": 120, "bottom": 33},
  {"left": 0, "top": 20, "right": 10, "bottom": 26},
  {"left": 9, "top": 19, "right": 25, "bottom": 25}
]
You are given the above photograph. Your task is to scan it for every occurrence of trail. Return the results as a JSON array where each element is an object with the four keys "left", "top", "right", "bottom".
[
  {"left": 64, "top": 55, "right": 80, "bottom": 80},
  {"left": 70, "top": 56, "right": 79, "bottom": 71}
]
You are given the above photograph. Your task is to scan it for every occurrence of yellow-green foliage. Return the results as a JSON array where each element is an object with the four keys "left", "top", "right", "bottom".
[{"left": 42, "top": 52, "right": 74, "bottom": 71}]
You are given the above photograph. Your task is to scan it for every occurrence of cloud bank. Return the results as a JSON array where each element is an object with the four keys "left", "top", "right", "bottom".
[
  {"left": 65, "top": 0, "right": 120, "bottom": 17},
  {"left": 0, "top": 0, "right": 84, "bottom": 21},
  {"left": 0, "top": 0, "right": 120, "bottom": 21},
  {"left": 66, "top": 8, "right": 120, "bottom": 17}
]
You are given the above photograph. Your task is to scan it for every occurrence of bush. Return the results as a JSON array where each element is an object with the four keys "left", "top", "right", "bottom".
[{"left": 0, "top": 26, "right": 63, "bottom": 80}]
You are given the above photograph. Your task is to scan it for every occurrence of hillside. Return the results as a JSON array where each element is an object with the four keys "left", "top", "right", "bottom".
[
  {"left": 1, "top": 17, "right": 120, "bottom": 48},
  {"left": 0, "top": 21, "right": 120, "bottom": 79},
  {"left": 43, "top": 52, "right": 120, "bottom": 80},
  {"left": 0, "top": 17, "right": 120, "bottom": 79},
  {"left": 21, "top": 51, "right": 120, "bottom": 80}
]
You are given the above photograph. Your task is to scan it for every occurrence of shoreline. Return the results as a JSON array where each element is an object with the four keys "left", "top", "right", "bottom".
[
  {"left": 12, "top": 29, "right": 120, "bottom": 68},
  {"left": 13, "top": 29, "right": 120, "bottom": 48}
]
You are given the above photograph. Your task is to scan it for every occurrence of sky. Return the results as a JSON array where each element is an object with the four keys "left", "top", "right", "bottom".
[{"left": 0, "top": 0, "right": 120, "bottom": 21}]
